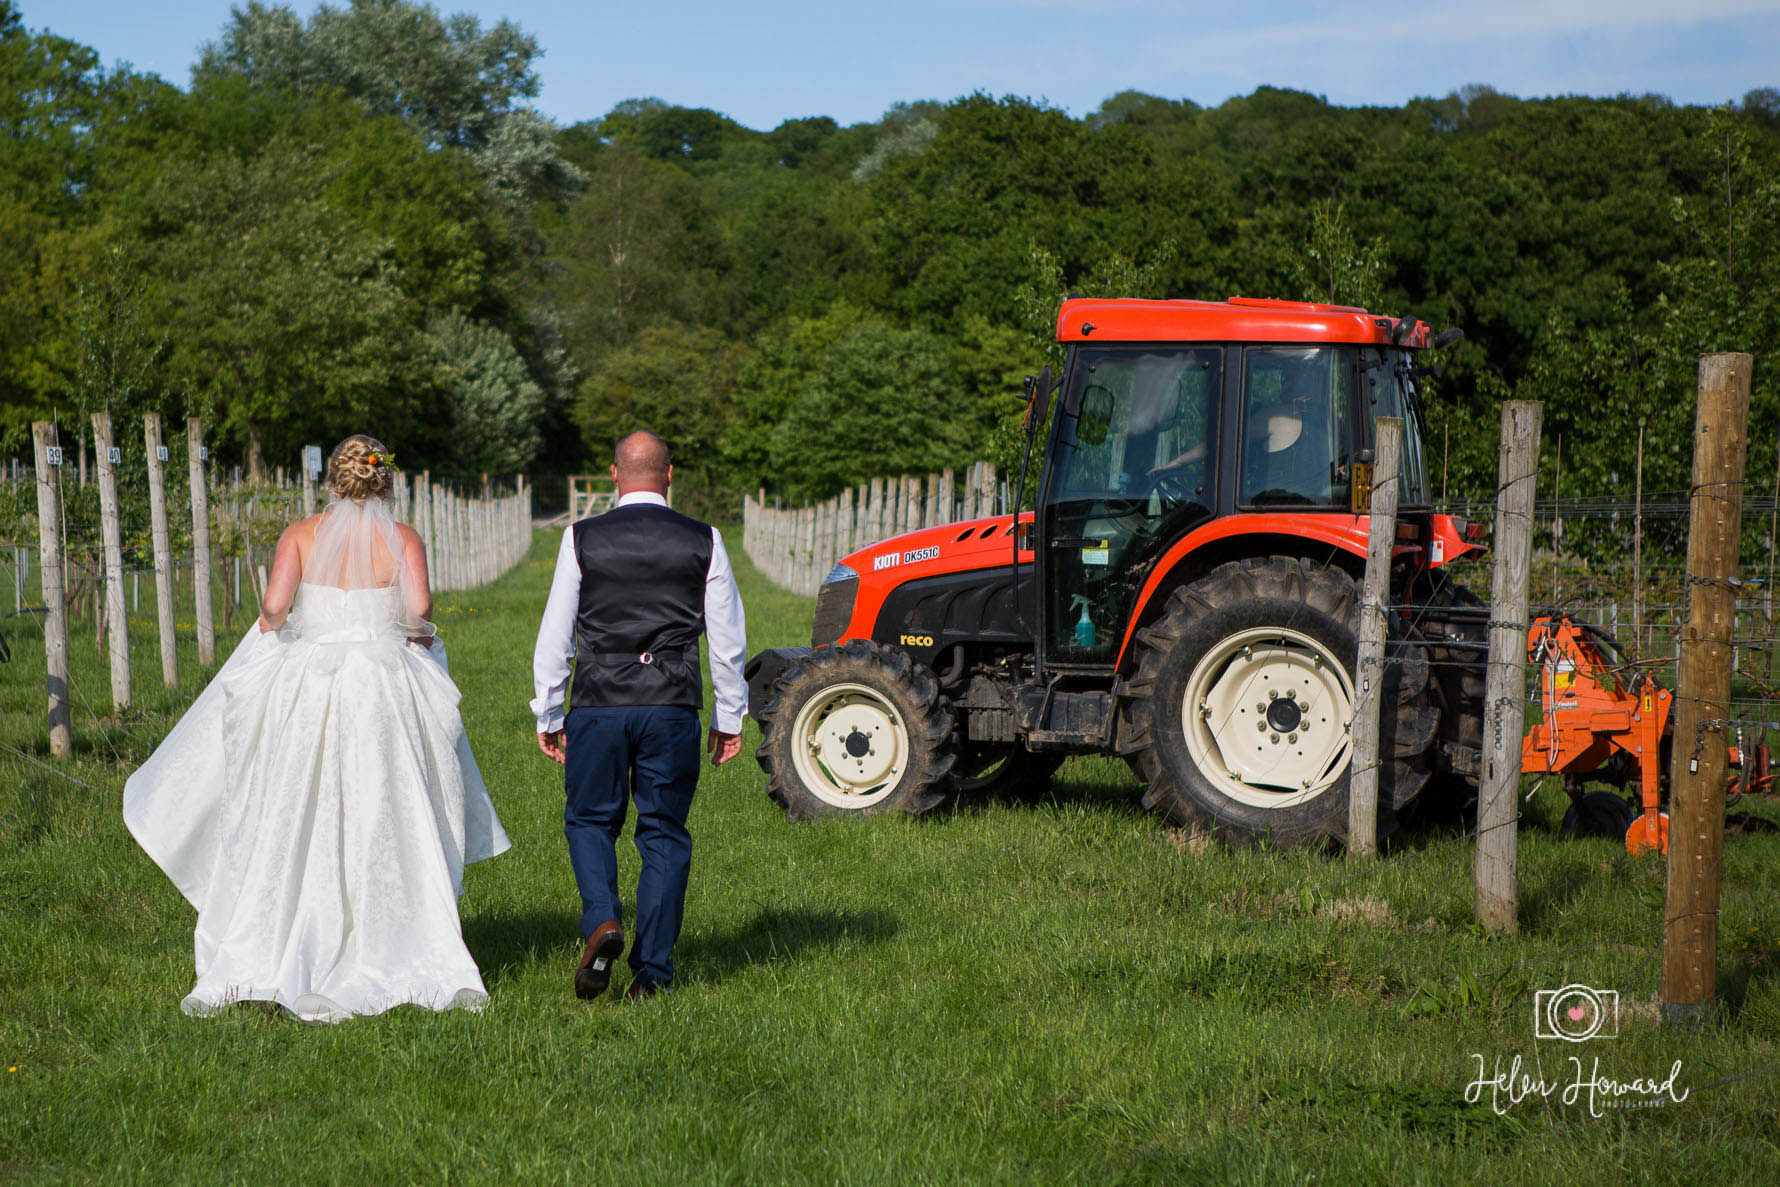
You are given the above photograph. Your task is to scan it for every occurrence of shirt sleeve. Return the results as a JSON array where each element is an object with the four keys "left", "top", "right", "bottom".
[
  {"left": 529, "top": 526, "right": 580, "bottom": 733},
  {"left": 705, "top": 527, "right": 749, "bottom": 734}
]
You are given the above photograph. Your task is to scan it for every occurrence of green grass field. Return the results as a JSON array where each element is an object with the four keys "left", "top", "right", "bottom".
[{"left": 5, "top": 531, "right": 1780, "bottom": 1184}]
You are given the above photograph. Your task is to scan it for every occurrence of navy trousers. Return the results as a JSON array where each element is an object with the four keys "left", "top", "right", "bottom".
[{"left": 563, "top": 704, "right": 701, "bottom": 987}]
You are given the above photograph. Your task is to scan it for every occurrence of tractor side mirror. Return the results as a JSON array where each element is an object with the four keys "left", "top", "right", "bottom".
[
  {"left": 1077, "top": 383, "right": 1113, "bottom": 447},
  {"left": 1432, "top": 327, "right": 1464, "bottom": 350},
  {"left": 1025, "top": 366, "right": 1052, "bottom": 437}
]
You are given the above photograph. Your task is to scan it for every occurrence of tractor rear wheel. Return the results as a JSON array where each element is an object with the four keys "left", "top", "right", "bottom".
[
  {"left": 1123, "top": 557, "right": 1438, "bottom": 848},
  {"left": 755, "top": 640, "right": 955, "bottom": 820}
]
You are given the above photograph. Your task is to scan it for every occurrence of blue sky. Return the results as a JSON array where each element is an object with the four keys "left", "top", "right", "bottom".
[{"left": 28, "top": 0, "right": 1780, "bottom": 131}]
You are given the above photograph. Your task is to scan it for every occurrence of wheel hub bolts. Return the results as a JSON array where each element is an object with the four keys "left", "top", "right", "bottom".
[{"left": 1266, "top": 697, "right": 1303, "bottom": 733}]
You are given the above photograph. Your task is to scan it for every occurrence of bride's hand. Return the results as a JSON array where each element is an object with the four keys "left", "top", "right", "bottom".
[{"left": 407, "top": 634, "right": 436, "bottom": 649}]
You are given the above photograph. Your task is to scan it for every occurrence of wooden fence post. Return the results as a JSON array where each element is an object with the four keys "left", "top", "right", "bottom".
[
  {"left": 187, "top": 419, "right": 216, "bottom": 665},
  {"left": 33, "top": 422, "right": 72, "bottom": 756},
  {"left": 1662, "top": 353, "right": 1755, "bottom": 1023},
  {"left": 1349, "top": 417, "right": 1402, "bottom": 859},
  {"left": 1634, "top": 425, "right": 1645, "bottom": 657},
  {"left": 1476, "top": 400, "right": 1542, "bottom": 931},
  {"left": 144, "top": 414, "right": 178, "bottom": 687},
  {"left": 92, "top": 414, "right": 131, "bottom": 710}
]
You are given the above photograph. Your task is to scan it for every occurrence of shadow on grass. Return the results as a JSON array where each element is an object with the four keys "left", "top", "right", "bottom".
[
  {"left": 463, "top": 909, "right": 582, "bottom": 986},
  {"left": 463, "top": 904, "right": 898, "bottom": 990},
  {"left": 678, "top": 904, "right": 898, "bottom": 987}
]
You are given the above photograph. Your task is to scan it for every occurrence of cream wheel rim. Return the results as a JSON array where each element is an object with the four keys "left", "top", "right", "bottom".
[
  {"left": 790, "top": 682, "right": 910, "bottom": 809},
  {"left": 1180, "top": 626, "right": 1354, "bottom": 809}
]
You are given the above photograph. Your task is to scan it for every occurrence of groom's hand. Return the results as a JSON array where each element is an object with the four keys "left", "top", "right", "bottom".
[
  {"left": 537, "top": 730, "right": 566, "bottom": 765},
  {"left": 707, "top": 728, "right": 741, "bottom": 767}
]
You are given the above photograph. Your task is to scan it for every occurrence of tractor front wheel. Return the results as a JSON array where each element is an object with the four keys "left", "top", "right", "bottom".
[
  {"left": 1124, "top": 557, "right": 1438, "bottom": 848},
  {"left": 755, "top": 640, "right": 955, "bottom": 820}
]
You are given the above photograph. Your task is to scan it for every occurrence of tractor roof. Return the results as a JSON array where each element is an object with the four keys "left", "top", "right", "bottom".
[{"left": 1055, "top": 297, "right": 1427, "bottom": 348}]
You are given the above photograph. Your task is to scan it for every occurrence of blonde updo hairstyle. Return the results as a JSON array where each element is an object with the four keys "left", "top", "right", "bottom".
[{"left": 327, "top": 434, "right": 393, "bottom": 502}]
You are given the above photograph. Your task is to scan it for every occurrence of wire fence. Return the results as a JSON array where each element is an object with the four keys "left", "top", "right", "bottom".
[{"left": 7, "top": 421, "right": 534, "bottom": 756}]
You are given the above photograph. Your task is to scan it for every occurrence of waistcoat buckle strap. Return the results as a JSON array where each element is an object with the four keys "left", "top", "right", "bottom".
[{"left": 590, "top": 647, "right": 692, "bottom": 666}]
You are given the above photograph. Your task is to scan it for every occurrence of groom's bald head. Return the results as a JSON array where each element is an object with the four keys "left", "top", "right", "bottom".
[{"left": 613, "top": 430, "right": 671, "bottom": 494}]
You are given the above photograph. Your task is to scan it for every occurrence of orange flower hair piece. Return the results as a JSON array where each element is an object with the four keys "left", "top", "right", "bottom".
[{"left": 367, "top": 451, "right": 400, "bottom": 472}]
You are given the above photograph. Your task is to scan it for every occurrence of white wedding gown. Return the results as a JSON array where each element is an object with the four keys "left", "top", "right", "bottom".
[{"left": 123, "top": 500, "right": 510, "bottom": 1023}]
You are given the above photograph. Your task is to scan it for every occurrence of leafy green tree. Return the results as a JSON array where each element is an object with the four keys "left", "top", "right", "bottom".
[
  {"left": 0, "top": 1, "right": 119, "bottom": 443},
  {"left": 196, "top": 0, "right": 580, "bottom": 208},
  {"left": 573, "top": 321, "right": 750, "bottom": 520},
  {"left": 763, "top": 316, "right": 976, "bottom": 501},
  {"left": 427, "top": 309, "right": 546, "bottom": 475},
  {"left": 867, "top": 95, "right": 1172, "bottom": 326},
  {"left": 145, "top": 140, "right": 429, "bottom": 476},
  {"left": 542, "top": 141, "right": 725, "bottom": 359},
  {"left": 723, "top": 304, "right": 870, "bottom": 493},
  {"left": 1295, "top": 198, "right": 1387, "bottom": 310}
]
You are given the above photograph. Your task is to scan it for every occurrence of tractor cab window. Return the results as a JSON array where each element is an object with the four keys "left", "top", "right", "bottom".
[
  {"left": 1362, "top": 349, "right": 1431, "bottom": 506},
  {"left": 1044, "top": 347, "right": 1221, "bottom": 663},
  {"left": 1238, "top": 347, "right": 1357, "bottom": 508}
]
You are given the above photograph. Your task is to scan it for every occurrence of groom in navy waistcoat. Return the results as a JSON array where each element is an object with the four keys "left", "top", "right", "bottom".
[{"left": 530, "top": 430, "right": 748, "bottom": 1001}]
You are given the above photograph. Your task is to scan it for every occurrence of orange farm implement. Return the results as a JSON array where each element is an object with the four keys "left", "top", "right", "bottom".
[{"left": 1521, "top": 615, "right": 1773, "bottom": 854}]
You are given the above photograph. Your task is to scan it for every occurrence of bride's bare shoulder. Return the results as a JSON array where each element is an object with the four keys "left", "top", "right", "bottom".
[
  {"left": 280, "top": 514, "right": 325, "bottom": 543},
  {"left": 396, "top": 522, "right": 426, "bottom": 552}
]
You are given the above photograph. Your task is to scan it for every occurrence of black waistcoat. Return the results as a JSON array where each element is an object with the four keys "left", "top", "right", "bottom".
[{"left": 569, "top": 502, "right": 713, "bottom": 710}]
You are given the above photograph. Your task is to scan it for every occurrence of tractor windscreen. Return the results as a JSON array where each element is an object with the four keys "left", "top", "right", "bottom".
[
  {"left": 1237, "top": 347, "right": 1358, "bottom": 508},
  {"left": 1045, "top": 347, "right": 1221, "bottom": 663}
]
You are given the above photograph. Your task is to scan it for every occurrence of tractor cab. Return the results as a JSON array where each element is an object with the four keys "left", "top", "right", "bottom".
[{"left": 1039, "top": 312, "right": 1440, "bottom": 674}]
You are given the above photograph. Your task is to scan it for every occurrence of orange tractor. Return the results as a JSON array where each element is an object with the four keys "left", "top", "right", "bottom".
[{"left": 1519, "top": 615, "right": 1772, "bottom": 854}]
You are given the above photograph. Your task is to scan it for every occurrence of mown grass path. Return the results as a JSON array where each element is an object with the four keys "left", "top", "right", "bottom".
[{"left": 5, "top": 531, "right": 1780, "bottom": 1183}]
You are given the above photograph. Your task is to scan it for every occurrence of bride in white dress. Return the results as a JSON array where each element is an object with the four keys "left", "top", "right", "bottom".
[{"left": 124, "top": 435, "right": 510, "bottom": 1023}]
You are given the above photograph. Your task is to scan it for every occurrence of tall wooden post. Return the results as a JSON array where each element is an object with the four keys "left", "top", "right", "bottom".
[
  {"left": 1476, "top": 400, "right": 1543, "bottom": 931},
  {"left": 92, "top": 414, "right": 131, "bottom": 709},
  {"left": 1349, "top": 417, "right": 1402, "bottom": 859},
  {"left": 187, "top": 419, "right": 216, "bottom": 665},
  {"left": 1633, "top": 426, "right": 1645, "bottom": 657},
  {"left": 1766, "top": 435, "right": 1778, "bottom": 634},
  {"left": 33, "top": 422, "right": 72, "bottom": 756},
  {"left": 144, "top": 414, "right": 178, "bottom": 686},
  {"left": 1662, "top": 353, "right": 1754, "bottom": 1023}
]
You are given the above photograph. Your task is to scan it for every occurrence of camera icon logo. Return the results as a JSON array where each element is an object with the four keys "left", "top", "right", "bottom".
[{"left": 1534, "top": 983, "right": 1619, "bottom": 1042}]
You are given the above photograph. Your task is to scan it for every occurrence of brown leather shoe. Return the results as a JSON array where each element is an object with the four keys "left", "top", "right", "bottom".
[
  {"left": 624, "top": 977, "right": 661, "bottom": 1002},
  {"left": 574, "top": 920, "right": 624, "bottom": 1000}
]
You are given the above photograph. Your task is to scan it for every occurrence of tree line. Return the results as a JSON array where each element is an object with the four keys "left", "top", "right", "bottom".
[{"left": 4, "top": 0, "right": 1777, "bottom": 520}]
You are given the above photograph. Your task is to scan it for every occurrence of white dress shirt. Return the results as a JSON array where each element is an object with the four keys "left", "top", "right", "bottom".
[{"left": 530, "top": 491, "right": 748, "bottom": 735}]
